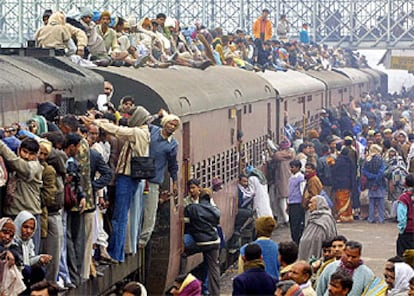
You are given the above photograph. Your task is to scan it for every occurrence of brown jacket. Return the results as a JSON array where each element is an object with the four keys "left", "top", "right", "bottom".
[{"left": 303, "top": 175, "right": 323, "bottom": 208}]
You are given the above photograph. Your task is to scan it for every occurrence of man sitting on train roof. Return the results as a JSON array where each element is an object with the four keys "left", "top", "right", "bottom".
[{"left": 35, "top": 11, "right": 87, "bottom": 57}]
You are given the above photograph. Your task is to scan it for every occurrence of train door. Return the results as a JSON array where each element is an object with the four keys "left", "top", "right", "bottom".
[
  {"left": 267, "top": 102, "right": 272, "bottom": 135},
  {"left": 276, "top": 97, "right": 281, "bottom": 141},
  {"left": 237, "top": 109, "right": 242, "bottom": 137},
  {"left": 182, "top": 122, "right": 190, "bottom": 196}
]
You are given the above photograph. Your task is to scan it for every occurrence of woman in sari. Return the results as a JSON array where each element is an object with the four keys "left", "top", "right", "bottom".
[{"left": 332, "top": 147, "right": 356, "bottom": 222}]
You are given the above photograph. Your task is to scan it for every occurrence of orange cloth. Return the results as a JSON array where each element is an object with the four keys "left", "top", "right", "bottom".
[{"left": 335, "top": 189, "right": 353, "bottom": 222}]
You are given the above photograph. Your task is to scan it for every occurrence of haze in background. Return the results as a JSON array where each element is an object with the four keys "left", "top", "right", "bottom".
[{"left": 359, "top": 49, "right": 414, "bottom": 94}]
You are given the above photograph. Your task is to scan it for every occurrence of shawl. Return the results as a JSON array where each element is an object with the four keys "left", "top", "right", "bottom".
[
  {"left": 243, "top": 258, "right": 266, "bottom": 271},
  {"left": 388, "top": 262, "right": 414, "bottom": 296},
  {"left": 362, "top": 155, "right": 386, "bottom": 188},
  {"left": 0, "top": 218, "right": 15, "bottom": 248},
  {"left": 13, "top": 211, "right": 38, "bottom": 266},
  {"left": 247, "top": 166, "right": 267, "bottom": 185},
  {"left": 178, "top": 273, "right": 202, "bottom": 296},
  {"left": 298, "top": 196, "right": 337, "bottom": 260}
]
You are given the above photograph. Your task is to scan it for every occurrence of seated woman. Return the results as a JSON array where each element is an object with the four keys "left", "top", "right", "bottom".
[
  {"left": 298, "top": 195, "right": 337, "bottom": 261},
  {"left": 14, "top": 211, "right": 52, "bottom": 291},
  {"left": 384, "top": 259, "right": 414, "bottom": 296},
  {"left": 0, "top": 217, "right": 26, "bottom": 295},
  {"left": 167, "top": 273, "right": 202, "bottom": 296}
]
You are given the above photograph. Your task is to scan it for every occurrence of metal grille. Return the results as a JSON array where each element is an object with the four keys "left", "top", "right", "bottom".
[{"left": 1, "top": 0, "right": 413, "bottom": 48}]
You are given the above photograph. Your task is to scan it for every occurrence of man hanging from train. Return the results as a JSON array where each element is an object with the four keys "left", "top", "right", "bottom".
[{"left": 139, "top": 113, "right": 180, "bottom": 248}]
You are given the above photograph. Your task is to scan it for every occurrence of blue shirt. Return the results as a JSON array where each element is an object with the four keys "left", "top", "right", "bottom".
[
  {"left": 240, "top": 238, "right": 280, "bottom": 279},
  {"left": 300, "top": 29, "right": 310, "bottom": 44},
  {"left": 148, "top": 125, "right": 178, "bottom": 184}
]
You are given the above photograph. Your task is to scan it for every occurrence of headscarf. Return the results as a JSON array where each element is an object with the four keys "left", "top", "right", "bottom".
[
  {"left": 255, "top": 216, "right": 276, "bottom": 237},
  {"left": 128, "top": 106, "right": 151, "bottom": 127},
  {"left": 14, "top": 211, "right": 37, "bottom": 266},
  {"left": 246, "top": 165, "right": 267, "bottom": 185},
  {"left": 177, "top": 273, "right": 202, "bottom": 295},
  {"left": 388, "top": 262, "right": 414, "bottom": 296},
  {"left": 38, "top": 139, "right": 52, "bottom": 155},
  {"left": 0, "top": 218, "right": 15, "bottom": 248},
  {"left": 28, "top": 115, "right": 48, "bottom": 136},
  {"left": 161, "top": 114, "right": 181, "bottom": 128}
]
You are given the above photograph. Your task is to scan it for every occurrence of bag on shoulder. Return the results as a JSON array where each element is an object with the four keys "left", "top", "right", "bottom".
[
  {"left": 5, "top": 173, "right": 18, "bottom": 207},
  {"left": 64, "top": 183, "right": 77, "bottom": 210},
  {"left": 130, "top": 156, "right": 156, "bottom": 180}
]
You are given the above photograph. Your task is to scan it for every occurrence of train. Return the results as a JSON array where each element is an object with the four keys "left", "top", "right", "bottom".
[{"left": 0, "top": 48, "right": 387, "bottom": 295}]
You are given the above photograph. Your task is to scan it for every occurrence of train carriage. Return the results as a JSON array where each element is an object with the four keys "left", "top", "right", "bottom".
[
  {"left": 257, "top": 70, "right": 326, "bottom": 139},
  {"left": 302, "top": 69, "right": 353, "bottom": 108},
  {"left": 0, "top": 53, "right": 103, "bottom": 126},
  {"left": 94, "top": 65, "right": 276, "bottom": 294},
  {"left": 333, "top": 67, "right": 371, "bottom": 99}
]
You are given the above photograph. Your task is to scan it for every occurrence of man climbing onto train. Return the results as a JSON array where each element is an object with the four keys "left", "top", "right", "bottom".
[
  {"left": 184, "top": 188, "right": 221, "bottom": 296},
  {"left": 139, "top": 113, "right": 180, "bottom": 248}
]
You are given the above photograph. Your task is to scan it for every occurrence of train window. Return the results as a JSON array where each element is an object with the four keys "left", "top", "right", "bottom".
[
  {"left": 244, "top": 105, "right": 247, "bottom": 114},
  {"left": 201, "top": 160, "right": 207, "bottom": 185},
  {"left": 344, "top": 88, "right": 347, "bottom": 93},
  {"left": 307, "top": 95, "right": 312, "bottom": 102},
  {"left": 249, "top": 104, "right": 252, "bottom": 113},
  {"left": 60, "top": 97, "right": 75, "bottom": 115},
  {"left": 284, "top": 101, "right": 288, "bottom": 112}
]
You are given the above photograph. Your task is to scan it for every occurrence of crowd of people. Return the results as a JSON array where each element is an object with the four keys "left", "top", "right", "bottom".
[
  {"left": 33, "top": 8, "right": 369, "bottom": 72},
  {"left": 224, "top": 86, "right": 414, "bottom": 295},
  {"left": 0, "top": 5, "right": 413, "bottom": 296},
  {"left": 0, "top": 93, "right": 181, "bottom": 295}
]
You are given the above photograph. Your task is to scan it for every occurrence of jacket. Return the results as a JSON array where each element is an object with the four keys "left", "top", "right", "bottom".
[
  {"left": 94, "top": 119, "right": 150, "bottom": 177},
  {"left": 184, "top": 199, "right": 220, "bottom": 246},
  {"left": 233, "top": 263, "right": 278, "bottom": 296},
  {"left": 252, "top": 17, "right": 273, "bottom": 41},
  {"left": 90, "top": 149, "right": 113, "bottom": 202},
  {"left": 0, "top": 140, "right": 43, "bottom": 216}
]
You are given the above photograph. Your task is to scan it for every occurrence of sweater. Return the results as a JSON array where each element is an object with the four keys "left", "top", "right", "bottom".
[{"left": 316, "top": 260, "right": 374, "bottom": 296}]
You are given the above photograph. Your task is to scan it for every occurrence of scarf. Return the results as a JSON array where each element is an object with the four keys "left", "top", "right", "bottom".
[
  {"left": 305, "top": 171, "right": 317, "bottom": 180},
  {"left": 238, "top": 184, "right": 254, "bottom": 208},
  {"left": 248, "top": 168, "right": 267, "bottom": 185},
  {"left": 243, "top": 259, "right": 266, "bottom": 271},
  {"left": 388, "top": 262, "right": 414, "bottom": 296},
  {"left": 339, "top": 257, "right": 363, "bottom": 276},
  {"left": 0, "top": 218, "right": 15, "bottom": 248}
]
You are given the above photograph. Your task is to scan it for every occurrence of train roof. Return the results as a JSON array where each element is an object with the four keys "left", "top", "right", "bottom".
[
  {"left": 257, "top": 70, "right": 326, "bottom": 97},
  {"left": 94, "top": 66, "right": 276, "bottom": 116},
  {"left": 301, "top": 69, "right": 352, "bottom": 89},
  {"left": 359, "top": 68, "right": 382, "bottom": 85},
  {"left": 0, "top": 56, "right": 103, "bottom": 105},
  {"left": 332, "top": 67, "right": 370, "bottom": 84}
]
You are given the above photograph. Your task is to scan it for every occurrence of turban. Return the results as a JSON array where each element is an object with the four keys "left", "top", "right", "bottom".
[{"left": 161, "top": 114, "right": 181, "bottom": 128}]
